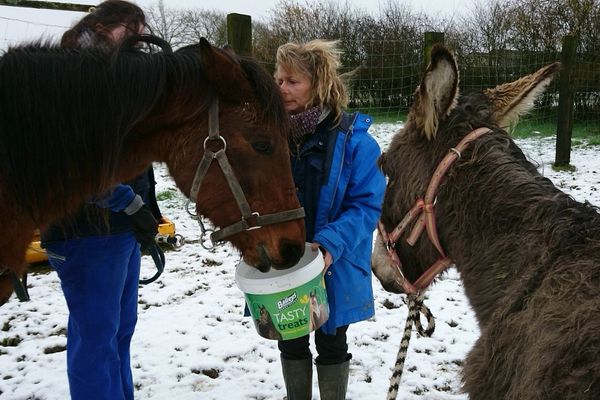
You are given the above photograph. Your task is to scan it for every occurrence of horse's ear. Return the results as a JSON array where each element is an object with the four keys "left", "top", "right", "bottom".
[
  {"left": 198, "top": 37, "right": 249, "bottom": 100},
  {"left": 484, "top": 62, "right": 560, "bottom": 131},
  {"left": 411, "top": 44, "right": 459, "bottom": 140}
]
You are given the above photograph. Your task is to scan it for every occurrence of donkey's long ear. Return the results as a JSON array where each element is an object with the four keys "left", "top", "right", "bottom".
[
  {"left": 198, "top": 37, "right": 250, "bottom": 100},
  {"left": 484, "top": 62, "right": 560, "bottom": 130},
  {"left": 412, "top": 45, "right": 459, "bottom": 140}
]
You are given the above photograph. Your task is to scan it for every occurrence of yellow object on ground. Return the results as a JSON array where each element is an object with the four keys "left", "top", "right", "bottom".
[{"left": 25, "top": 217, "right": 176, "bottom": 264}]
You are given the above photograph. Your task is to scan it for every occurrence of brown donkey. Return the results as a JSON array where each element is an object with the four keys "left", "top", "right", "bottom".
[{"left": 372, "top": 44, "right": 600, "bottom": 399}]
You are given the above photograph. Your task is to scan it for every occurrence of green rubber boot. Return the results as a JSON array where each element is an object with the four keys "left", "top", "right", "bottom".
[
  {"left": 281, "top": 357, "right": 313, "bottom": 400},
  {"left": 316, "top": 360, "right": 349, "bottom": 400}
]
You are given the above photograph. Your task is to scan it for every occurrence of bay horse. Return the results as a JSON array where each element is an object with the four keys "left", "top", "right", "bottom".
[
  {"left": 372, "top": 44, "right": 600, "bottom": 399},
  {"left": 0, "top": 36, "right": 305, "bottom": 304}
]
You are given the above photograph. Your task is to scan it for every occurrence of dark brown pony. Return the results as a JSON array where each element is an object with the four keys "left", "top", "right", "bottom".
[
  {"left": 0, "top": 36, "right": 305, "bottom": 304},
  {"left": 372, "top": 45, "right": 600, "bottom": 399},
  {"left": 256, "top": 304, "right": 282, "bottom": 340}
]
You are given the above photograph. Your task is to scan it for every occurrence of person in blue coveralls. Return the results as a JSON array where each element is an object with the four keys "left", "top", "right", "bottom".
[
  {"left": 274, "top": 39, "right": 386, "bottom": 400},
  {"left": 40, "top": 2, "right": 160, "bottom": 399}
]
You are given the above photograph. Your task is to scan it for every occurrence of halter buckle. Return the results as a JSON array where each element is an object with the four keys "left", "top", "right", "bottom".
[
  {"left": 385, "top": 239, "right": 395, "bottom": 252},
  {"left": 243, "top": 212, "right": 262, "bottom": 231}
]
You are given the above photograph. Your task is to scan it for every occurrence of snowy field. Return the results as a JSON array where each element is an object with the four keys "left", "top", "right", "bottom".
[{"left": 1, "top": 123, "right": 599, "bottom": 400}]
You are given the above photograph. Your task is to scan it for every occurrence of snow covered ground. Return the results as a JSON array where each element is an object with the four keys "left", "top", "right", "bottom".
[{"left": 1, "top": 123, "right": 598, "bottom": 400}]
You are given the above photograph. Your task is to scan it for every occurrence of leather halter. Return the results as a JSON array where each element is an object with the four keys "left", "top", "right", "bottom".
[
  {"left": 187, "top": 100, "right": 305, "bottom": 245},
  {"left": 378, "top": 127, "right": 492, "bottom": 294}
]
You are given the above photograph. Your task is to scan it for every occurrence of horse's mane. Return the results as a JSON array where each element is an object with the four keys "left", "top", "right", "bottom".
[
  {"left": 176, "top": 44, "right": 289, "bottom": 132},
  {"left": 0, "top": 41, "right": 166, "bottom": 223},
  {"left": 236, "top": 54, "right": 289, "bottom": 131},
  {"left": 0, "top": 39, "right": 284, "bottom": 225}
]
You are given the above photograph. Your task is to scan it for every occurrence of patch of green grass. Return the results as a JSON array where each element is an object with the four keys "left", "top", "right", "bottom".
[
  {"left": 572, "top": 139, "right": 584, "bottom": 147},
  {"left": 156, "top": 190, "right": 176, "bottom": 202},
  {"left": 552, "top": 163, "right": 577, "bottom": 172},
  {"left": 371, "top": 113, "right": 408, "bottom": 124},
  {"left": 44, "top": 345, "right": 66, "bottom": 354},
  {"left": 511, "top": 119, "right": 556, "bottom": 138},
  {"left": 1, "top": 336, "right": 22, "bottom": 347},
  {"left": 512, "top": 116, "right": 599, "bottom": 144},
  {"left": 351, "top": 108, "right": 600, "bottom": 147},
  {"left": 586, "top": 136, "right": 600, "bottom": 146},
  {"left": 349, "top": 108, "right": 407, "bottom": 124}
]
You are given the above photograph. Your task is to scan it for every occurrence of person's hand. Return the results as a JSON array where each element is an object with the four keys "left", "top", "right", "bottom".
[
  {"left": 128, "top": 204, "right": 158, "bottom": 251},
  {"left": 311, "top": 242, "right": 332, "bottom": 271}
]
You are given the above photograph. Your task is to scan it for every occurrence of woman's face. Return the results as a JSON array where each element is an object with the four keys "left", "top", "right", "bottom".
[
  {"left": 101, "top": 22, "right": 145, "bottom": 45},
  {"left": 274, "top": 66, "right": 312, "bottom": 115}
]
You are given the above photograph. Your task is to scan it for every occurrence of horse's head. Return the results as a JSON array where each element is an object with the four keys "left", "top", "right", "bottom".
[
  {"left": 372, "top": 44, "right": 560, "bottom": 293},
  {"left": 141, "top": 39, "right": 305, "bottom": 272}
]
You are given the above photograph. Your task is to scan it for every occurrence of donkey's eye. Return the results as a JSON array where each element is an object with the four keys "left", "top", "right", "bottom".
[{"left": 251, "top": 141, "right": 272, "bottom": 155}]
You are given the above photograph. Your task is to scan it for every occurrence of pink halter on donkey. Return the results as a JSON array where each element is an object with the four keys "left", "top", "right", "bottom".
[{"left": 377, "top": 126, "right": 491, "bottom": 295}]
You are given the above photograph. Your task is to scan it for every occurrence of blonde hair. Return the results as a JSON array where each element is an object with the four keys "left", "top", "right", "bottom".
[{"left": 276, "top": 39, "right": 349, "bottom": 124}]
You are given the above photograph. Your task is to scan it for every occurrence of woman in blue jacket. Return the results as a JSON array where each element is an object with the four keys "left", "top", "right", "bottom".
[
  {"left": 274, "top": 39, "right": 386, "bottom": 400},
  {"left": 40, "top": 2, "right": 159, "bottom": 399}
]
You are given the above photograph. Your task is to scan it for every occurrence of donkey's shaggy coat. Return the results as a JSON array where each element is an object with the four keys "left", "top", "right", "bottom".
[{"left": 372, "top": 45, "right": 600, "bottom": 399}]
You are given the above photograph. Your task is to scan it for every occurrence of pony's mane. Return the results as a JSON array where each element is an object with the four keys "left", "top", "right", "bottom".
[
  {"left": 236, "top": 54, "right": 289, "bottom": 132},
  {"left": 0, "top": 39, "right": 282, "bottom": 224},
  {"left": 175, "top": 44, "right": 289, "bottom": 134},
  {"left": 0, "top": 42, "right": 165, "bottom": 223},
  {"left": 0, "top": 38, "right": 278, "bottom": 222}
]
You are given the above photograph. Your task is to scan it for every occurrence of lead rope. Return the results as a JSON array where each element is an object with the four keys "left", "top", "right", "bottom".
[
  {"left": 8, "top": 270, "right": 30, "bottom": 302},
  {"left": 387, "top": 293, "right": 436, "bottom": 400}
]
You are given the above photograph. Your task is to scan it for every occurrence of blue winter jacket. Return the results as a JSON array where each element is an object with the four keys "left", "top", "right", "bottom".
[{"left": 291, "top": 111, "right": 386, "bottom": 335}]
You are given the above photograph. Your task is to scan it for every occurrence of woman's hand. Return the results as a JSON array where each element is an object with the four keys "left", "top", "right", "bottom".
[{"left": 311, "top": 242, "right": 332, "bottom": 271}]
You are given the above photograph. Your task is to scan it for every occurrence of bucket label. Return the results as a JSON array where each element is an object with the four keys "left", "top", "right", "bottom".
[
  {"left": 277, "top": 292, "right": 297, "bottom": 310},
  {"left": 245, "top": 274, "right": 329, "bottom": 340}
]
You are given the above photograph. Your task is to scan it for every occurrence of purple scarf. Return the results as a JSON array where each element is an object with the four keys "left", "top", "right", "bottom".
[{"left": 289, "top": 106, "right": 322, "bottom": 144}]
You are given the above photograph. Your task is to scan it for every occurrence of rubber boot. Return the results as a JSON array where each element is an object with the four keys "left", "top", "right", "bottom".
[
  {"left": 316, "top": 360, "right": 349, "bottom": 400},
  {"left": 281, "top": 357, "right": 313, "bottom": 400}
]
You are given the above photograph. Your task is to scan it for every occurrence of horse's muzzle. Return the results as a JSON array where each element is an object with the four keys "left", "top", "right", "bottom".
[{"left": 255, "top": 241, "right": 304, "bottom": 272}]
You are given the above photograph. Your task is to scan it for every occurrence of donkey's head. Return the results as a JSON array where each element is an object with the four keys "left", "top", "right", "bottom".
[{"left": 372, "top": 44, "right": 560, "bottom": 293}]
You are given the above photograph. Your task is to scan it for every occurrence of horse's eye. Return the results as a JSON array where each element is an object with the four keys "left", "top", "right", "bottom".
[{"left": 251, "top": 141, "right": 272, "bottom": 155}]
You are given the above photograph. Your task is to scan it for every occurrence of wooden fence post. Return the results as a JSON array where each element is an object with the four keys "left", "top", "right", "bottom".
[
  {"left": 227, "top": 13, "right": 252, "bottom": 56},
  {"left": 554, "top": 35, "right": 577, "bottom": 167},
  {"left": 423, "top": 32, "right": 444, "bottom": 71}
]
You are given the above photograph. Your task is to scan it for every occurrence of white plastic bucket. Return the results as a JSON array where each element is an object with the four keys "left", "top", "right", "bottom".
[{"left": 235, "top": 243, "right": 329, "bottom": 340}]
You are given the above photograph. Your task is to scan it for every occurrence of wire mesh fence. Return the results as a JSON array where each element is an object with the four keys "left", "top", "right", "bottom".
[
  {"left": 348, "top": 39, "right": 423, "bottom": 121},
  {"left": 254, "top": 36, "right": 425, "bottom": 122},
  {"left": 1, "top": 6, "right": 598, "bottom": 138},
  {"left": 253, "top": 33, "right": 599, "bottom": 135}
]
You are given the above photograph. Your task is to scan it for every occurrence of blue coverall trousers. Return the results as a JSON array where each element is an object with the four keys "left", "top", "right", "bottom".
[{"left": 46, "top": 232, "right": 140, "bottom": 400}]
